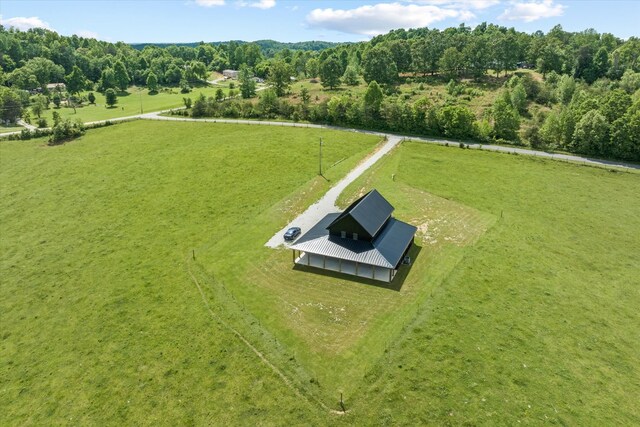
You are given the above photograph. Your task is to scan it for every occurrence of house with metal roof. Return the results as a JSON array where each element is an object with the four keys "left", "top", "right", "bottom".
[{"left": 290, "top": 190, "right": 417, "bottom": 283}]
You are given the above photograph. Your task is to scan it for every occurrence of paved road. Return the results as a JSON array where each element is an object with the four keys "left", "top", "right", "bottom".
[
  {"left": 4, "top": 110, "right": 637, "bottom": 249},
  {"left": 4, "top": 108, "right": 639, "bottom": 174},
  {"left": 140, "top": 113, "right": 640, "bottom": 170}
]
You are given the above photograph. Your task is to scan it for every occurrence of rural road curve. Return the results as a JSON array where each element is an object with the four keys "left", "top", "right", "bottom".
[
  {"left": 139, "top": 113, "right": 640, "bottom": 249},
  {"left": 3, "top": 105, "right": 640, "bottom": 173},
  {"left": 4, "top": 109, "right": 638, "bottom": 244},
  {"left": 5, "top": 109, "right": 637, "bottom": 247}
]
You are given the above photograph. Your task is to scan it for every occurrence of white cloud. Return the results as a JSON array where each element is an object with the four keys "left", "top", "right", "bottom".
[
  {"left": 307, "top": 3, "right": 465, "bottom": 36},
  {"left": 249, "top": 0, "right": 276, "bottom": 9},
  {"left": 194, "top": 0, "right": 225, "bottom": 7},
  {"left": 75, "top": 30, "right": 99, "bottom": 39},
  {"left": 458, "top": 9, "right": 477, "bottom": 21},
  {"left": 408, "top": 0, "right": 499, "bottom": 9},
  {"left": 194, "top": 0, "right": 275, "bottom": 9},
  {"left": 0, "top": 16, "right": 53, "bottom": 31},
  {"left": 498, "top": 0, "right": 565, "bottom": 22}
]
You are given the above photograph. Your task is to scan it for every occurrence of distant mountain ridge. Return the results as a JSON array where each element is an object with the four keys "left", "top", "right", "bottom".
[{"left": 130, "top": 39, "right": 342, "bottom": 52}]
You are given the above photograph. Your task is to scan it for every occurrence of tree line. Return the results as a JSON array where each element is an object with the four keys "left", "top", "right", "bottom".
[
  {"left": 2, "top": 23, "right": 638, "bottom": 95},
  {"left": 1, "top": 23, "right": 638, "bottom": 160}
]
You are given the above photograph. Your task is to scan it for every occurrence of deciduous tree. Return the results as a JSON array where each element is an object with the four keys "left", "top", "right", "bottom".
[
  {"left": 319, "top": 55, "right": 342, "bottom": 89},
  {"left": 436, "top": 105, "right": 475, "bottom": 139},
  {"left": 492, "top": 98, "right": 521, "bottom": 141},
  {"left": 342, "top": 65, "right": 359, "bottom": 86},
  {"left": 362, "top": 45, "right": 397, "bottom": 86},
  {"left": 146, "top": 71, "right": 159, "bottom": 93},
  {"left": 363, "top": 81, "right": 383, "bottom": 120},
  {"left": 0, "top": 87, "right": 23, "bottom": 123},
  {"left": 99, "top": 67, "right": 116, "bottom": 91},
  {"left": 268, "top": 60, "right": 293, "bottom": 97},
  {"left": 238, "top": 66, "right": 257, "bottom": 99},
  {"left": 65, "top": 65, "right": 86, "bottom": 95},
  {"left": 305, "top": 58, "right": 320, "bottom": 78},
  {"left": 572, "top": 109, "right": 610, "bottom": 154},
  {"left": 113, "top": 60, "right": 130, "bottom": 91}
]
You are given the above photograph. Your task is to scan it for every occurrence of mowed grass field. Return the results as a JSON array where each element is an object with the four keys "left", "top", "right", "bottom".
[
  {"left": 338, "top": 142, "right": 640, "bottom": 425},
  {"left": 33, "top": 86, "right": 226, "bottom": 124},
  {"left": 1, "top": 120, "right": 639, "bottom": 425},
  {"left": 0, "top": 123, "right": 24, "bottom": 135},
  {"left": 0, "top": 120, "right": 379, "bottom": 424}
]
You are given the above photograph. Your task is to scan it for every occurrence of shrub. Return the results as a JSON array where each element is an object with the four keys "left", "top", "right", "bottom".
[
  {"left": 37, "top": 118, "right": 48, "bottom": 128},
  {"left": 52, "top": 93, "right": 61, "bottom": 108},
  {"left": 180, "top": 79, "right": 191, "bottom": 94},
  {"left": 105, "top": 88, "right": 117, "bottom": 107},
  {"left": 49, "top": 119, "right": 85, "bottom": 145}
]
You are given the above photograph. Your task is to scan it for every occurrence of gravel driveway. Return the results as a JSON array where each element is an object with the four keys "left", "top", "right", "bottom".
[{"left": 264, "top": 135, "right": 402, "bottom": 248}]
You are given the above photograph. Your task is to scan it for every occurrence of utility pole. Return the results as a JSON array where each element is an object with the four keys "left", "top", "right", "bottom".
[{"left": 319, "top": 137, "right": 323, "bottom": 176}]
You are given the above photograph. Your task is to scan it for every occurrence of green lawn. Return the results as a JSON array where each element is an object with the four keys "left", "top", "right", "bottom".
[
  {"left": 1, "top": 122, "right": 638, "bottom": 424},
  {"left": 0, "top": 120, "right": 380, "bottom": 425},
  {"left": 0, "top": 123, "right": 23, "bottom": 134},
  {"left": 33, "top": 86, "right": 227, "bottom": 124},
  {"left": 338, "top": 142, "right": 640, "bottom": 425}
]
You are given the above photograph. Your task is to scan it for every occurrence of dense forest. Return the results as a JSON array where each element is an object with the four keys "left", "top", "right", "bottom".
[{"left": 1, "top": 24, "right": 638, "bottom": 160}]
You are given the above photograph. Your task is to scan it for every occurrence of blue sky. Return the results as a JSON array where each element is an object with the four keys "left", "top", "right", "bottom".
[{"left": 1, "top": 1, "right": 638, "bottom": 43}]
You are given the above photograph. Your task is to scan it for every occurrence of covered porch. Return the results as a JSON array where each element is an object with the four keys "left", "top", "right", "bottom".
[{"left": 292, "top": 250, "right": 396, "bottom": 282}]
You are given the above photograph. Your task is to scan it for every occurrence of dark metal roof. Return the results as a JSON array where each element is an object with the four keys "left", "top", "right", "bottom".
[
  {"left": 327, "top": 189, "right": 394, "bottom": 238},
  {"left": 294, "top": 213, "right": 340, "bottom": 245},
  {"left": 291, "top": 214, "right": 416, "bottom": 269},
  {"left": 373, "top": 218, "right": 417, "bottom": 268}
]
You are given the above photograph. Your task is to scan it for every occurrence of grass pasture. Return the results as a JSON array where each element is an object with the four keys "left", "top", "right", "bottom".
[
  {"left": 0, "top": 123, "right": 24, "bottom": 135},
  {"left": 340, "top": 142, "right": 640, "bottom": 425},
  {"left": 1, "top": 120, "right": 639, "bottom": 425},
  {"left": 33, "top": 86, "right": 227, "bottom": 125},
  {"left": 0, "top": 120, "right": 379, "bottom": 424},
  {"left": 200, "top": 183, "right": 495, "bottom": 401}
]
